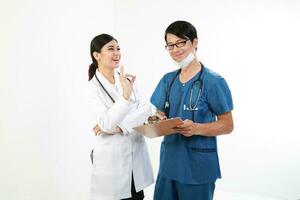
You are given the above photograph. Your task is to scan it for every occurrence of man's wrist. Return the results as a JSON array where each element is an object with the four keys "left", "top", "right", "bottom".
[{"left": 194, "top": 123, "right": 202, "bottom": 135}]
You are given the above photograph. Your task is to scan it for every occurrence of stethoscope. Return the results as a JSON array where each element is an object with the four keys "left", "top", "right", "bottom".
[
  {"left": 164, "top": 64, "right": 204, "bottom": 120},
  {"left": 94, "top": 71, "right": 137, "bottom": 103},
  {"left": 183, "top": 78, "right": 202, "bottom": 111},
  {"left": 91, "top": 71, "right": 137, "bottom": 164}
]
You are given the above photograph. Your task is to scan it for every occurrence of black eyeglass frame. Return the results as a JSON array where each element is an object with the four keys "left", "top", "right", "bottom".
[{"left": 165, "top": 39, "right": 190, "bottom": 50}]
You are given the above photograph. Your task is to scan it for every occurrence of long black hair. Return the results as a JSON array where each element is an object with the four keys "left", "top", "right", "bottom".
[
  {"left": 164, "top": 21, "right": 198, "bottom": 44},
  {"left": 88, "top": 34, "right": 117, "bottom": 81}
]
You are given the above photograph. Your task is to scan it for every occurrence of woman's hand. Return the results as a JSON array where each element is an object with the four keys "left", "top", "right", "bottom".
[
  {"left": 154, "top": 111, "right": 167, "bottom": 120},
  {"left": 93, "top": 124, "right": 123, "bottom": 135},
  {"left": 93, "top": 124, "right": 102, "bottom": 136},
  {"left": 119, "top": 65, "right": 136, "bottom": 100},
  {"left": 147, "top": 111, "right": 167, "bottom": 124},
  {"left": 174, "top": 119, "right": 197, "bottom": 137}
]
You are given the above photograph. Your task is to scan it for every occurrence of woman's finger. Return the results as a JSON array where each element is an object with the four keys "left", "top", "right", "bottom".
[
  {"left": 124, "top": 74, "right": 136, "bottom": 83},
  {"left": 96, "top": 131, "right": 101, "bottom": 136},
  {"left": 130, "top": 75, "right": 136, "bottom": 84},
  {"left": 125, "top": 73, "right": 135, "bottom": 78},
  {"left": 156, "top": 114, "right": 167, "bottom": 120},
  {"left": 93, "top": 125, "right": 97, "bottom": 131},
  {"left": 120, "top": 64, "right": 125, "bottom": 77}
]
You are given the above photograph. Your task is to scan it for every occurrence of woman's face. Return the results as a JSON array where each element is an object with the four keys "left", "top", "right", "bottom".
[
  {"left": 166, "top": 33, "right": 197, "bottom": 62},
  {"left": 94, "top": 40, "right": 121, "bottom": 69}
]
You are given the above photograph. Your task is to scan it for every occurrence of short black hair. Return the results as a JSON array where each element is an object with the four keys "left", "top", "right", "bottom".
[{"left": 164, "top": 21, "right": 197, "bottom": 43}]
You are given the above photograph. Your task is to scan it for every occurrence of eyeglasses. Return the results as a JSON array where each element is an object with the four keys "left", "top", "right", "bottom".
[{"left": 165, "top": 40, "right": 189, "bottom": 50}]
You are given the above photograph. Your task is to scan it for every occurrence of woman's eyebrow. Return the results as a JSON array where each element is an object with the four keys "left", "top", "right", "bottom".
[{"left": 106, "top": 45, "right": 120, "bottom": 49}]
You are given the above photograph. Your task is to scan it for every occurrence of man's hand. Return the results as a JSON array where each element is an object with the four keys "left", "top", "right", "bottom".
[{"left": 174, "top": 119, "right": 197, "bottom": 137}]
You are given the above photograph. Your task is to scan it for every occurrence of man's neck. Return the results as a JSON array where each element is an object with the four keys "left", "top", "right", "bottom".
[{"left": 180, "top": 59, "right": 202, "bottom": 79}]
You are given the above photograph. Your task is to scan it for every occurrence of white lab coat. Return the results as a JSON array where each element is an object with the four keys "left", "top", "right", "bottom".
[{"left": 89, "top": 69, "right": 154, "bottom": 200}]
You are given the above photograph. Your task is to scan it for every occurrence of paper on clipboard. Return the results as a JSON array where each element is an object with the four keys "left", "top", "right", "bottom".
[{"left": 133, "top": 117, "right": 183, "bottom": 138}]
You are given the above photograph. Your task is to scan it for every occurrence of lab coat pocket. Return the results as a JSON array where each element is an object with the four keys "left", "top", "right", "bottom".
[{"left": 93, "top": 144, "right": 127, "bottom": 175}]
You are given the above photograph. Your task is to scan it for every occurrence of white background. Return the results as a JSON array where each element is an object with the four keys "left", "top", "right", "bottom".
[{"left": 1, "top": 0, "right": 300, "bottom": 199}]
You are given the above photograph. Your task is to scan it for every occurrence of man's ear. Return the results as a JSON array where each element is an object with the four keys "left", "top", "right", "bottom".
[{"left": 193, "top": 38, "right": 198, "bottom": 50}]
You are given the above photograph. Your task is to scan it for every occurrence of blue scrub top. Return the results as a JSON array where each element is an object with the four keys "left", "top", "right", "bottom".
[{"left": 150, "top": 65, "right": 233, "bottom": 184}]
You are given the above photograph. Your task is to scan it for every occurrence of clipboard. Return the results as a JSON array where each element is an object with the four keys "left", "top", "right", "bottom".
[{"left": 133, "top": 117, "right": 183, "bottom": 138}]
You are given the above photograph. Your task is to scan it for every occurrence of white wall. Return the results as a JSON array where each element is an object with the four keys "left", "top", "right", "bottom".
[
  {"left": 1, "top": 0, "right": 300, "bottom": 199},
  {"left": 0, "top": 0, "right": 114, "bottom": 199}
]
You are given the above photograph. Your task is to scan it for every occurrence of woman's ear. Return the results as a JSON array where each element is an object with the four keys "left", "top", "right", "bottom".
[{"left": 92, "top": 52, "right": 101, "bottom": 60}]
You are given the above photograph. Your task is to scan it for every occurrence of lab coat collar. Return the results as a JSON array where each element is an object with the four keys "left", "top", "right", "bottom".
[{"left": 95, "top": 69, "right": 122, "bottom": 97}]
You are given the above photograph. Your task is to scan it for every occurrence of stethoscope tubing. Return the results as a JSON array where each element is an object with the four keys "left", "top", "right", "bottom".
[
  {"left": 95, "top": 71, "right": 136, "bottom": 103},
  {"left": 165, "top": 64, "right": 204, "bottom": 117}
]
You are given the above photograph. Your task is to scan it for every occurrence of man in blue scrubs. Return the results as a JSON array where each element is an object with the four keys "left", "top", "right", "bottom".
[{"left": 151, "top": 21, "right": 234, "bottom": 200}]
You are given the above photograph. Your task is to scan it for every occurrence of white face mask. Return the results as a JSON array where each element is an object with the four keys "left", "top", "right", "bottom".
[{"left": 174, "top": 51, "right": 195, "bottom": 69}]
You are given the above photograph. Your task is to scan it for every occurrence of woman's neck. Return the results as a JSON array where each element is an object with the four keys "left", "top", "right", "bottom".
[{"left": 98, "top": 65, "right": 115, "bottom": 84}]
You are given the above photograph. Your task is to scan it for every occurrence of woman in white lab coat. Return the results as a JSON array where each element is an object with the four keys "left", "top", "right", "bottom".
[{"left": 88, "top": 34, "right": 154, "bottom": 200}]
